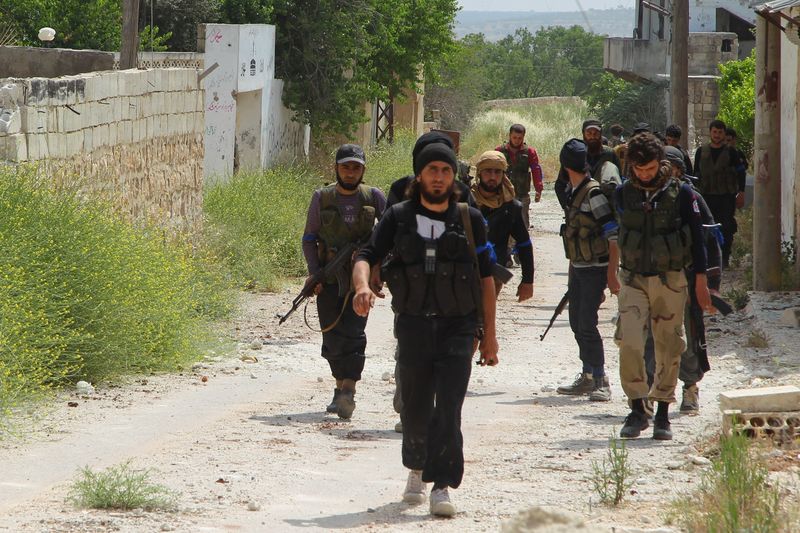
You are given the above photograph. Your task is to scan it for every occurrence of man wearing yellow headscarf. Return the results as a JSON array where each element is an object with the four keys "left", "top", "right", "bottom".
[{"left": 470, "top": 150, "right": 534, "bottom": 300}]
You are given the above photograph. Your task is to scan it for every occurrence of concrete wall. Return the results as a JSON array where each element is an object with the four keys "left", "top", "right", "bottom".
[
  {"left": 690, "top": 1, "right": 758, "bottom": 32},
  {"left": 113, "top": 52, "right": 203, "bottom": 70},
  {"left": 0, "top": 46, "right": 114, "bottom": 78},
  {"left": 687, "top": 32, "right": 739, "bottom": 75},
  {"left": 604, "top": 37, "right": 668, "bottom": 81},
  {"left": 687, "top": 76, "right": 721, "bottom": 149},
  {"left": 200, "top": 24, "right": 309, "bottom": 179},
  {"left": 779, "top": 9, "right": 800, "bottom": 245},
  {"left": 0, "top": 69, "right": 204, "bottom": 232}
]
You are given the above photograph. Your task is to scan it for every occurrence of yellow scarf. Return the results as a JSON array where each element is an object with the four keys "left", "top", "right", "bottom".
[{"left": 471, "top": 176, "right": 516, "bottom": 209}]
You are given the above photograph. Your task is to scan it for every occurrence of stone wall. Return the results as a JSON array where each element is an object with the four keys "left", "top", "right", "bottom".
[
  {"left": 0, "top": 46, "right": 114, "bottom": 78},
  {"left": 0, "top": 69, "right": 204, "bottom": 232},
  {"left": 688, "top": 32, "right": 739, "bottom": 76},
  {"left": 687, "top": 76, "right": 721, "bottom": 150}
]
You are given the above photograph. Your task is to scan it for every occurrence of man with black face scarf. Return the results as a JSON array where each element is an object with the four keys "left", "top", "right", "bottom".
[{"left": 302, "top": 144, "right": 387, "bottom": 419}]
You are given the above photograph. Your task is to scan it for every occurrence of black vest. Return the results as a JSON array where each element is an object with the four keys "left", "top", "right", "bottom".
[{"left": 382, "top": 201, "right": 481, "bottom": 317}]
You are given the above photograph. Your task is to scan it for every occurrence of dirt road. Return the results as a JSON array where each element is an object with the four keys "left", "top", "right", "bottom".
[{"left": 1, "top": 191, "right": 798, "bottom": 532}]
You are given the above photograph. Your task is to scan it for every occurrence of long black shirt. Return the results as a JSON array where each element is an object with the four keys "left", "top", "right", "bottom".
[{"left": 479, "top": 200, "right": 534, "bottom": 283}]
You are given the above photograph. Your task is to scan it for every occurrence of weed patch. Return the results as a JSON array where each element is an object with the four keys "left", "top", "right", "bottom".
[
  {"left": 746, "top": 328, "right": 769, "bottom": 348},
  {"left": 667, "top": 432, "right": 795, "bottom": 532},
  {"left": 68, "top": 461, "right": 178, "bottom": 511},
  {"left": 590, "top": 434, "right": 633, "bottom": 506}
]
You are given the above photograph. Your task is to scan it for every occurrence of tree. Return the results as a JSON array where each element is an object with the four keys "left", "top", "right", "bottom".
[
  {"left": 3, "top": 0, "right": 122, "bottom": 50},
  {"left": 219, "top": 0, "right": 459, "bottom": 138},
  {"left": 138, "top": 0, "right": 221, "bottom": 52},
  {"left": 717, "top": 49, "right": 755, "bottom": 159},
  {"left": 588, "top": 75, "right": 668, "bottom": 135}
]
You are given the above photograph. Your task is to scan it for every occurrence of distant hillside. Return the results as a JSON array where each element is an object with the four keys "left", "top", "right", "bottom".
[{"left": 455, "top": 8, "right": 636, "bottom": 40}]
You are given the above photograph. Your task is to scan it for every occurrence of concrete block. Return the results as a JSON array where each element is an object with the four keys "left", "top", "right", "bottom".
[
  {"left": 83, "top": 127, "right": 94, "bottom": 153},
  {"left": 0, "top": 81, "right": 24, "bottom": 107},
  {"left": 0, "top": 108, "right": 22, "bottom": 134},
  {"left": 24, "top": 78, "right": 50, "bottom": 106},
  {"left": 720, "top": 386, "right": 800, "bottom": 413},
  {"left": 107, "top": 122, "right": 118, "bottom": 146},
  {"left": 93, "top": 124, "right": 109, "bottom": 149},
  {"left": 111, "top": 97, "right": 123, "bottom": 122},
  {"left": 65, "top": 131, "right": 83, "bottom": 157},
  {"left": 61, "top": 105, "right": 83, "bottom": 132},
  {"left": 781, "top": 308, "right": 800, "bottom": 327},
  {"left": 723, "top": 409, "right": 800, "bottom": 447},
  {"left": 119, "top": 120, "right": 132, "bottom": 144},
  {"left": 47, "top": 132, "right": 65, "bottom": 159},
  {"left": 10, "top": 133, "right": 28, "bottom": 160},
  {"left": 25, "top": 133, "right": 47, "bottom": 160}
]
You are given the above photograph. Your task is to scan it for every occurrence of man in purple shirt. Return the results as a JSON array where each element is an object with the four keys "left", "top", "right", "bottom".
[{"left": 302, "top": 144, "right": 386, "bottom": 419}]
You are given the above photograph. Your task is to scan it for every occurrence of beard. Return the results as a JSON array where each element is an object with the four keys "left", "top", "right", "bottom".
[
  {"left": 586, "top": 139, "right": 602, "bottom": 153},
  {"left": 336, "top": 173, "right": 362, "bottom": 191},
  {"left": 420, "top": 181, "right": 455, "bottom": 204},
  {"left": 479, "top": 180, "right": 501, "bottom": 194}
]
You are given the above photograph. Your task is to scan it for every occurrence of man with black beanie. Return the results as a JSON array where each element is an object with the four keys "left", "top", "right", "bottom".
[
  {"left": 555, "top": 139, "right": 620, "bottom": 402},
  {"left": 352, "top": 141, "right": 498, "bottom": 517}
]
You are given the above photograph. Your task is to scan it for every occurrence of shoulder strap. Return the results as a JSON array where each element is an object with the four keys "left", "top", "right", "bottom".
[
  {"left": 570, "top": 180, "right": 598, "bottom": 210},
  {"left": 319, "top": 185, "right": 337, "bottom": 210},
  {"left": 457, "top": 202, "right": 485, "bottom": 327}
]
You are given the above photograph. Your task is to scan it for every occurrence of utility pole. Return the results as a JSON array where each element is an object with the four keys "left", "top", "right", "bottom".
[
  {"left": 670, "top": 0, "right": 689, "bottom": 148},
  {"left": 120, "top": 0, "right": 141, "bottom": 70},
  {"left": 753, "top": 13, "right": 782, "bottom": 291}
]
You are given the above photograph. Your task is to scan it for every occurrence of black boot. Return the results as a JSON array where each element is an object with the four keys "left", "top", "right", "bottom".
[
  {"left": 620, "top": 399, "right": 649, "bottom": 439},
  {"left": 326, "top": 388, "right": 340, "bottom": 413},
  {"left": 653, "top": 401, "right": 673, "bottom": 440}
]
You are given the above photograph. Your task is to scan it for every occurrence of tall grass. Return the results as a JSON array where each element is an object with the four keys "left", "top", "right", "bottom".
[
  {"left": 667, "top": 432, "right": 796, "bottom": 532},
  {"left": 0, "top": 166, "right": 231, "bottom": 421},
  {"left": 203, "top": 132, "right": 415, "bottom": 290},
  {"left": 459, "top": 100, "right": 588, "bottom": 181}
]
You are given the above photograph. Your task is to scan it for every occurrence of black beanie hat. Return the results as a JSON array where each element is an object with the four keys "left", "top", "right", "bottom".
[
  {"left": 412, "top": 131, "right": 454, "bottom": 163},
  {"left": 414, "top": 143, "right": 458, "bottom": 177},
  {"left": 560, "top": 138, "right": 588, "bottom": 173},
  {"left": 664, "top": 146, "right": 686, "bottom": 173}
]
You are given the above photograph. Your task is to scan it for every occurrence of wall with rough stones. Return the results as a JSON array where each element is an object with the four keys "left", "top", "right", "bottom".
[
  {"left": 0, "top": 69, "right": 204, "bottom": 232},
  {"left": 0, "top": 46, "right": 114, "bottom": 78}
]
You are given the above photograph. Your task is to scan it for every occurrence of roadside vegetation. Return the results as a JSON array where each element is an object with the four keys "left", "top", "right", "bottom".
[
  {"left": 68, "top": 461, "right": 178, "bottom": 511},
  {"left": 460, "top": 100, "right": 587, "bottom": 179},
  {"left": 667, "top": 432, "right": 798, "bottom": 532},
  {"left": 0, "top": 166, "right": 232, "bottom": 427}
]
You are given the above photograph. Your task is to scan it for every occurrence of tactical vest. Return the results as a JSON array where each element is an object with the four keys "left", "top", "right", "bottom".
[
  {"left": 317, "top": 184, "right": 376, "bottom": 282},
  {"left": 499, "top": 143, "right": 531, "bottom": 196},
  {"left": 561, "top": 180, "right": 609, "bottom": 263},
  {"left": 618, "top": 179, "right": 693, "bottom": 274},
  {"left": 480, "top": 200, "right": 522, "bottom": 266},
  {"left": 698, "top": 144, "right": 737, "bottom": 195},
  {"left": 382, "top": 202, "right": 481, "bottom": 317}
]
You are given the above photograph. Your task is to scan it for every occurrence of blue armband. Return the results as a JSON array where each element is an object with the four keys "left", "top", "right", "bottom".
[
  {"left": 476, "top": 241, "right": 497, "bottom": 263},
  {"left": 302, "top": 233, "right": 318, "bottom": 243}
]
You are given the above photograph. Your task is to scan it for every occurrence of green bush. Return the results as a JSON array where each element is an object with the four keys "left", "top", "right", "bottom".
[
  {"left": 0, "top": 167, "right": 231, "bottom": 420},
  {"left": 718, "top": 50, "right": 755, "bottom": 161}
]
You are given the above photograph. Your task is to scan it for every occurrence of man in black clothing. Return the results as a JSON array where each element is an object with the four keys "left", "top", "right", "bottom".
[
  {"left": 352, "top": 142, "right": 498, "bottom": 518},
  {"left": 555, "top": 119, "right": 621, "bottom": 209},
  {"left": 614, "top": 133, "right": 713, "bottom": 441},
  {"left": 693, "top": 119, "right": 746, "bottom": 267},
  {"left": 664, "top": 124, "right": 694, "bottom": 176},
  {"left": 386, "top": 131, "right": 475, "bottom": 209},
  {"left": 556, "top": 139, "right": 620, "bottom": 402},
  {"left": 471, "top": 150, "right": 534, "bottom": 299}
]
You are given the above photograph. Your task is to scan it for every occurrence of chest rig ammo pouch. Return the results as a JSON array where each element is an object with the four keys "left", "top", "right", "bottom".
[
  {"left": 698, "top": 145, "right": 737, "bottom": 195},
  {"left": 382, "top": 202, "right": 481, "bottom": 317},
  {"left": 317, "top": 184, "right": 376, "bottom": 285},
  {"left": 618, "top": 179, "right": 693, "bottom": 274},
  {"left": 501, "top": 143, "right": 531, "bottom": 196},
  {"left": 561, "top": 181, "right": 609, "bottom": 263}
]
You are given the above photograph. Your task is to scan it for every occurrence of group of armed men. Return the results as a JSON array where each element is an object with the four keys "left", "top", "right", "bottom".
[{"left": 299, "top": 117, "right": 746, "bottom": 517}]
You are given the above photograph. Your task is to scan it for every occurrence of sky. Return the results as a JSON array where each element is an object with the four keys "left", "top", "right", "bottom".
[{"left": 458, "top": 0, "right": 635, "bottom": 11}]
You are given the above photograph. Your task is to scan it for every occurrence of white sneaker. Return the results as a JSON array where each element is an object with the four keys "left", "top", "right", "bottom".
[
  {"left": 429, "top": 487, "right": 456, "bottom": 517},
  {"left": 402, "top": 470, "right": 426, "bottom": 505}
]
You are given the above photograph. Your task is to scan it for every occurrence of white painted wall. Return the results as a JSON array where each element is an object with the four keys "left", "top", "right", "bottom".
[
  {"left": 780, "top": 17, "right": 800, "bottom": 243},
  {"left": 202, "top": 24, "right": 240, "bottom": 178},
  {"left": 689, "top": 1, "right": 757, "bottom": 33}
]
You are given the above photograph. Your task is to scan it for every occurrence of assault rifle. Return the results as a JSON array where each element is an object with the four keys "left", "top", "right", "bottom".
[
  {"left": 278, "top": 241, "right": 360, "bottom": 325},
  {"left": 540, "top": 291, "right": 569, "bottom": 341}
]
